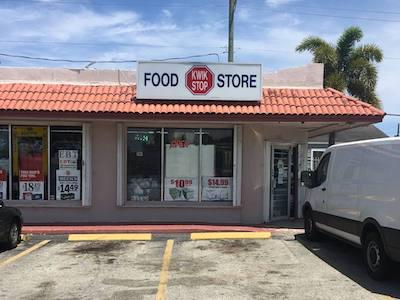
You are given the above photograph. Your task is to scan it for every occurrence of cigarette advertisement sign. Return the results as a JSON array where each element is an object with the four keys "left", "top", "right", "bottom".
[
  {"left": 13, "top": 126, "right": 47, "bottom": 200},
  {"left": 137, "top": 61, "right": 262, "bottom": 101},
  {"left": 164, "top": 177, "right": 198, "bottom": 201},
  {"left": 202, "top": 177, "right": 233, "bottom": 201},
  {"left": 56, "top": 169, "right": 80, "bottom": 200},
  {"left": 19, "top": 170, "right": 44, "bottom": 200},
  {"left": 0, "top": 169, "right": 7, "bottom": 200}
]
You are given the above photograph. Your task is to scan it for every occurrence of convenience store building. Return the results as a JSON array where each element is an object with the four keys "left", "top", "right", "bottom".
[{"left": 0, "top": 63, "right": 384, "bottom": 224}]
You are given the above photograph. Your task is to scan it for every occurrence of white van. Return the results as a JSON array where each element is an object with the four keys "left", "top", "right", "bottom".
[{"left": 301, "top": 137, "right": 400, "bottom": 280}]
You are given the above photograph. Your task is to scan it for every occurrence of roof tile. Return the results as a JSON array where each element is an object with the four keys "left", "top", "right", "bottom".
[{"left": 0, "top": 83, "right": 384, "bottom": 119}]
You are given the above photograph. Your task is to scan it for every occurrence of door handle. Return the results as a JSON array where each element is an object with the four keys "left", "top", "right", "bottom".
[{"left": 321, "top": 187, "right": 326, "bottom": 191}]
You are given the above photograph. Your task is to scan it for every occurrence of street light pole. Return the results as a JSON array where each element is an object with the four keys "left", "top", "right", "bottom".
[{"left": 228, "top": 0, "right": 237, "bottom": 62}]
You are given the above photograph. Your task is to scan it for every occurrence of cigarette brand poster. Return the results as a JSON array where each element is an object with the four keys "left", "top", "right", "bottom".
[
  {"left": 56, "top": 169, "right": 80, "bottom": 200},
  {"left": 12, "top": 127, "right": 47, "bottom": 199},
  {"left": 201, "top": 177, "right": 233, "bottom": 201},
  {"left": 19, "top": 170, "right": 44, "bottom": 200},
  {"left": 164, "top": 177, "right": 198, "bottom": 201}
]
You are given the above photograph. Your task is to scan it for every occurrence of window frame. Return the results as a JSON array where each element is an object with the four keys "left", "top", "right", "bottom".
[
  {"left": 1, "top": 122, "right": 91, "bottom": 207},
  {"left": 314, "top": 152, "right": 331, "bottom": 187},
  {"left": 310, "top": 148, "right": 326, "bottom": 171},
  {"left": 119, "top": 123, "right": 242, "bottom": 207}
]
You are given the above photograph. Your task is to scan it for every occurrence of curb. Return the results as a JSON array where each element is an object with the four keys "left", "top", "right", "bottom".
[{"left": 21, "top": 231, "right": 274, "bottom": 242}]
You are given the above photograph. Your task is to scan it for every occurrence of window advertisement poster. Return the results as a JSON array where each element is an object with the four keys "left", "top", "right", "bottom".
[
  {"left": 56, "top": 169, "right": 80, "bottom": 200},
  {"left": 0, "top": 169, "right": 7, "bottom": 200},
  {"left": 201, "top": 177, "right": 233, "bottom": 201},
  {"left": 164, "top": 177, "right": 198, "bottom": 201},
  {"left": 19, "top": 170, "right": 44, "bottom": 200},
  {"left": 12, "top": 126, "right": 48, "bottom": 200},
  {"left": 165, "top": 144, "right": 198, "bottom": 178},
  {"left": 164, "top": 136, "right": 199, "bottom": 201},
  {"left": 59, "top": 150, "right": 78, "bottom": 169}
]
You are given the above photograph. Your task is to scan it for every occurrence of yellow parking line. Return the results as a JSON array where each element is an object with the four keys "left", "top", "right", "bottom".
[
  {"left": 68, "top": 233, "right": 152, "bottom": 241},
  {"left": 156, "top": 239, "right": 174, "bottom": 300},
  {"left": 0, "top": 240, "right": 50, "bottom": 267},
  {"left": 191, "top": 231, "right": 272, "bottom": 240}
]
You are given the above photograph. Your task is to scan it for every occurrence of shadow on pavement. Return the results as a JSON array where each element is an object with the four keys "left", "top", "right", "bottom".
[
  {"left": 265, "top": 218, "right": 304, "bottom": 229},
  {"left": 296, "top": 233, "right": 400, "bottom": 298}
]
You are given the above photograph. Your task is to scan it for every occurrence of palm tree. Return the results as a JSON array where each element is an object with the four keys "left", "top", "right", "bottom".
[{"left": 296, "top": 26, "right": 383, "bottom": 108}]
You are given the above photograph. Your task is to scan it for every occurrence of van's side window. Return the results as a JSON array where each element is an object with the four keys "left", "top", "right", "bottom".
[{"left": 315, "top": 153, "right": 331, "bottom": 186}]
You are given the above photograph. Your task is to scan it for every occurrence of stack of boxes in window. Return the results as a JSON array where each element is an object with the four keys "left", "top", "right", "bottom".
[{"left": 127, "top": 177, "right": 160, "bottom": 201}]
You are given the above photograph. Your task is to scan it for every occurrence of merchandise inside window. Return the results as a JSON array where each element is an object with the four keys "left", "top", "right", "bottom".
[{"left": 127, "top": 128, "right": 161, "bottom": 201}]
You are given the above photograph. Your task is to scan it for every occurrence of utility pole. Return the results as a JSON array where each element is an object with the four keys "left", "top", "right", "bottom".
[
  {"left": 228, "top": 0, "right": 237, "bottom": 62},
  {"left": 397, "top": 123, "right": 400, "bottom": 137}
]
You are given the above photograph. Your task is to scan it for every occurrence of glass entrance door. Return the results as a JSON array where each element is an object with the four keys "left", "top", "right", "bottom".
[{"left": 271, "top": 146, "right": 291, "bottom": 219}]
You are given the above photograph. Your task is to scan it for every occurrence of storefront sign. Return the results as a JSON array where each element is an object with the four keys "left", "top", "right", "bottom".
[
  {"left": 202, "top": 177, "right": 233, "bottom": 201},
  {"left": 137, "top": 62, "right": 262, "bottom": 101},
  {"left": 56, "top": 169, "right": 80, "bottom": 200},
  {"left": 164, "top": 177, "right": 198, "bottom": 201},
  {"left": 19, "top": 170, "right": 44, "bottom": 200},
  {"left": 59, "top": 150, "right": 78, "bottom": 169},
  {"left": 0, "top": 169, "right": 7, "bottom": 200}
]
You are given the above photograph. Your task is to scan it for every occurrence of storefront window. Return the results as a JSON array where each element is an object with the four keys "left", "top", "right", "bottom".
[
  {"left": 164, "top": 128, "right": 199, "bottom": 201},
  {"left": 0, "top": 126, "right": 9, "bottom": 200},
  {"left": 127, "top": 128, "right": 161, "bottom": 201},
  {"left": 12, "top": 126, "right": 48, "bottom": 200},
  {"left": 50, "top": 126, "right": 82, "bottom": 200},
  {"left": 201, "top": 129, "right": 234, "bottom": 201},
  {"left": 125, "top": 127, "right": 235, "bottom": 203}
]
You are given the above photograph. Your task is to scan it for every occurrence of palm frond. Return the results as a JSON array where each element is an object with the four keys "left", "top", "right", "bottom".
[
  {"left": 336, "top": 26, "right": 363, "bottom": 71},
  {"left": 347, "top": 58, "right": 381, "bottom": 107},
  {"left": 351, "top": 44, "right": 383, "bottom": 63},
  {"left": 295, "top": 37, "right": 330, "bottom": 53}
]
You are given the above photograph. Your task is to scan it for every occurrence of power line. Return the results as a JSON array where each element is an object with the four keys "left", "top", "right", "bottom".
[
  {"left": 1, "top": 44, "right": 400, "bottom": 61},
  {"left": 0, "top": 40, "right": 225, "bottom": 50},
  {"left": 0, "top": 52, "right": 223, "bottom": 67},
  {"left": 8, "top": 0, "right": 400, "bottom": 22},
  {"left": 7, "top": 0, "right": 227, "bottom": 8},
  {"left": 267, "top": 8, "right": 400, "bottom": 23}
]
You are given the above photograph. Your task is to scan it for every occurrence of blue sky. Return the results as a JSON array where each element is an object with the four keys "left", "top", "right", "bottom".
[{"left": 1, "top": 0, "right": 400, "bottom": 135}]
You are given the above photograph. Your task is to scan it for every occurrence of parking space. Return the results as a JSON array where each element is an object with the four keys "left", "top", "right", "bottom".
[{"left": 0, "top": 232, "right": 398, "bottom": 300}]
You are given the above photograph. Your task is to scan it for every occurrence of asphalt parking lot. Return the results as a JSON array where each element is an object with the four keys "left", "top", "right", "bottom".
[{"left": 0, "top": 232, "right": 399, "bottom": 300}]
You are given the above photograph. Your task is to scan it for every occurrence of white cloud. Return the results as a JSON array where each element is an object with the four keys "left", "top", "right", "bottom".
[
  {"left": 162, "top": 9, "right": 172, "bottom": 18},
  {"left": 265, "top": 0, "right": 300, "bottom": 8}
]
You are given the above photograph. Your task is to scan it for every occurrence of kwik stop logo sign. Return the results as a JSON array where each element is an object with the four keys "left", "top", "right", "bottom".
[
  {"left": 137, "top": 61, "right": 262, "bottom": 101},
  {"left": 185, "top": 65, "right": 214, "bottom": 95}
]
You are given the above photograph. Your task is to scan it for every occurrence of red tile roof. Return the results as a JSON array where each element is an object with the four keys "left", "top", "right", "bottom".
[{"left": 0, "top": 83, "right": 384, "bottom": 121}]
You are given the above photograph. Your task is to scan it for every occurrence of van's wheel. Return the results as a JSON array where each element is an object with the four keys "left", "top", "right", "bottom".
[
  {"left": 304, "top": 209, "right": 319, "bottom": 240},
  {"left": 6, "top": 221, "right": 20, "bottom": 249},
  {"left": 363, "top": 231, "right": 390, "bottom": 280}
]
